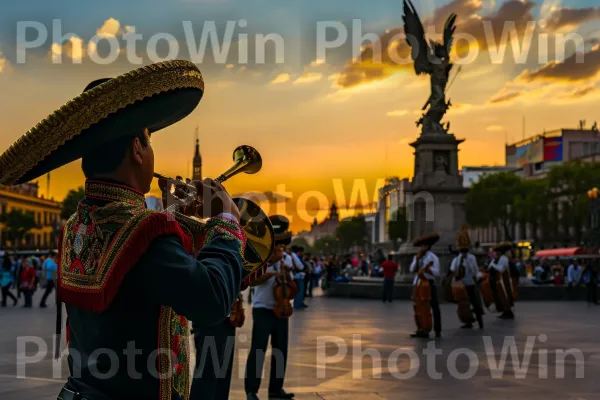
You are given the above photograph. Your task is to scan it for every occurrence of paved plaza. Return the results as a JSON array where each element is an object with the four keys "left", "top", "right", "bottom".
[{"left": 1, "top": 289, "right": 599, "bottom": 399}]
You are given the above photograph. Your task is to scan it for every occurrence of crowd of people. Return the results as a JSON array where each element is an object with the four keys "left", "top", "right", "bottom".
[{"left": 0, "top": 250, "right": 57, "bottom": 308}]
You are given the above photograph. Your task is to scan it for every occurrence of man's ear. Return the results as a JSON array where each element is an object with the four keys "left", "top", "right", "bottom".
[{"left": 132, "top": 137, "right": 143, "bottom": 165}]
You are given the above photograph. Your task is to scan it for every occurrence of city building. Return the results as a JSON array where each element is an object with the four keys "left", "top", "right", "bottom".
[
  {"left": 460, "top": 166, "right": 516, "bottom": 188},
  {"left": 192, "top": 127, "right": 202, "bottom": 181},
  {"left": 294, "top": 202, "right": 340, "bottom": 246},
  {"left": 0, "top": 182, "right": 61, "bottom": 249},
  {"left": 373, "top": 177, "right": 409, "bottom": 245}
]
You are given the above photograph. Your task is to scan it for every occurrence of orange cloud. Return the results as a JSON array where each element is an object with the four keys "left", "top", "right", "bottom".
[
  {"left": 517, "top": 45, "right": 600, "bottom": 83},
  {"left": 545, "top": 7, "right": 600, "bottom": 32}
]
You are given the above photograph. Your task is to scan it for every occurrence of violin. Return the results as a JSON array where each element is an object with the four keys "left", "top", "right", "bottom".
[
  {"left": 229, "top": 293, "right": 246, "bottom": 328},
  {"left": 273, "top": 265, "right": 297, "bottom": 319},
  {"left": 451, "top": 255, "right": 475, "bottom": 324}
]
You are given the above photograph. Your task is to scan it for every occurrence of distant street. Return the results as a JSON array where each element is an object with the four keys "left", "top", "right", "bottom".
[{"left": 1, "top": 289, "right": 600, "bottom": 399}]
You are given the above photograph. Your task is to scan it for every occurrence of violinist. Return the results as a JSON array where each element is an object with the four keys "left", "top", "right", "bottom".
[
  {"left": 409, "top": 233, "right": 442, "bottom": 339},
  {"left": 245, "top": 215, "right": 295, "bottom": 400},
  {"left": 449, "top": 226, "right": 484, "bottom": 330},
  {"left": 488, "top": 242, "right": 515, "bottom": 319}
]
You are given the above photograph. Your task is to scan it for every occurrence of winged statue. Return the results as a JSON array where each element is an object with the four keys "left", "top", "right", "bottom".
[{"left": 403, "top": 0, "right": 457, "bottom": 135}]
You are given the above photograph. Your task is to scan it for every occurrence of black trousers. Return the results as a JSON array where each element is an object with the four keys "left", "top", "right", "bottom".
[
  {"left": 382, "top": 277, "right": 394, "bottom": 302},
  {"left": 40, "top": 280, "right": 55, "bottom": 306},
  {"left": 1, "top": 285, "right": 17, "bottom": 306},
  {"left": 190, "top": 318, "right": 236, "bottom": 400},
  {"left": 465, "top": 285, "right": 484, "bottom": 327},
  {"left": 587, "top": 283, "right": 598, "bottom": 304},
  {"left": 245, "top": 308, "right": 289, "bottom": 395},
  {"left": 22, "top": 289, "right": 33, "bottom": 307}
]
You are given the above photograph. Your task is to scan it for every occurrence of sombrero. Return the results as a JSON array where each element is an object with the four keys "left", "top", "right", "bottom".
[
  {"left": 493, "top": 241, "right": 513, "bottom": 252},
  {"left": 269, "top": 215, "right": 292, "bottom": 246},
  {"left": 412, "top": 232, "right": 440, "bottom": 247},
  {"left": 0, "top": 60, "right": 204, "bottom": 185}
]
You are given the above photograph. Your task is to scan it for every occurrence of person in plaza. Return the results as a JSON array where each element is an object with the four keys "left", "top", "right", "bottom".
[
  {"left": 1, "top": 252, "right": 18, "bottom": 307},
  {"left": 409, "top": 233, "right": 442, "bottom": 338},
  {"left": 39, "top": 250, "right": 58, "bottom": 308},
  {"left": 381, "top": 254, "right": 398, "bottom": 303},
  {"left": 19, "top": 257, "right": 36, "bottom": 308},
  {"left": 0, "top": 60, "right": 247, "bottom": 400},
  {"left": 245, "top": 215, "right": 295, "bottom": 400},
  {"left": 290, "top": 245, "right": 306, "bottom": 309},
  {"left": 488, "top": 242, "right": 515, "bottom": 319},
  {"left": 449, "top": 227, "right": 484, "bottom": 330},
  {"left": 567, "top": 258, "right": 583, "bottom": 288},
  {"left": 580, "top": 261, "right": 599, "bottom": 305}
]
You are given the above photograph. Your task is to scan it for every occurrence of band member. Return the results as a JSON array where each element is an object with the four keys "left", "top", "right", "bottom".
[
  {"left": 245, "top": 216, "right": 295, "bottom": 400},
  {"left": 489, "top": 242, "right": 515, "bottom": 319},
  {"left": 410, "top": 233, "right": 442, "bottom": 338},
  {"left": 0, "top": 61, "right": 247, "bottom": 399},
  {"left": 449, "top": 226, "right": 484, "bottom": 330}
]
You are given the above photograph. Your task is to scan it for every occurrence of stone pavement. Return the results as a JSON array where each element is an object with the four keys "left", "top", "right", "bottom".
[{"left": 1, "top": 289, "right": 600, "bottom": 399}]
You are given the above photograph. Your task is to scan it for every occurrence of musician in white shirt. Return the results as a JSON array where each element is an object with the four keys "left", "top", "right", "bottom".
[
  {"left": 449, "top": 227, "right": 484, "bottom": 330},
  {"left": 488, "top": 242, "right": 515, "bottom": 320},
  {"left": 409, "top": 233, "right": 442, "bottom": 338}
]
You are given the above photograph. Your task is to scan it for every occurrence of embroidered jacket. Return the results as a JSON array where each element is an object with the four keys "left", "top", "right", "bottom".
[{"left": 57, "top": 180, "right": 245, "bottom": 400}]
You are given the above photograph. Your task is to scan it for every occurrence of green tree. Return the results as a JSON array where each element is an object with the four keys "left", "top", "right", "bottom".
[
  {"left": 466, "top": 172, "right": 524, "bottom": 240},
  {"left": 514, "top": 179, "right": 549, "bottom": 243},
  {"left": 388, "top": 207, "right": 408, "bottom": 244},
  {"left": 61, "top": 187, "right": 85, "bottom": 220},
  {"left": 336, "top": 215, "right": 366, "bottom": 253},
  {"left": 0, "top": 209, "right": 37, "bottom": 248},
  {"left": 313, "top": 236, "right": 336, "bottom": 254}
]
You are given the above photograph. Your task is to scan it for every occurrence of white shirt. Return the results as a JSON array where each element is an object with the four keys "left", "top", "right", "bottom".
[
  {"left": 410, "top": 251, "right": 440, "bottom": 285},
  {"left": 450, "top": 253, "right": 480, "bottom": 286},
  {"left": 490, "top": 255, "right": 509, "bottom": 273},
  {"left": 252, "top": 260, "right": 294, "bottom": 310},
  {"left": 290, "top": 252, "right": 305, "bottom": 280}
]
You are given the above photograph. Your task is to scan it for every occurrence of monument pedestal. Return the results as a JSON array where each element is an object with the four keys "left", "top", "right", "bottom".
[{"left": 398, "top": 132, "right": 468, "bottom": 274}]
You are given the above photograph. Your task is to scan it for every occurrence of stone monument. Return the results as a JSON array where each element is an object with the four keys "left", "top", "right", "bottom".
[{"left": 398, "top": 0, "right": 467, "bottom": 272}]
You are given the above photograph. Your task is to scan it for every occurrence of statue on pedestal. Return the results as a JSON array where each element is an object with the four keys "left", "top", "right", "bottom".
[{"left": 403, "top": 0, "right": 457, "bottom": 135}]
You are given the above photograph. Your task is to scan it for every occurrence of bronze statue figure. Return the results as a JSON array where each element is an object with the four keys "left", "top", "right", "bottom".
[{"left": 403, "top": 0, "right": 457, "bottom": 135}]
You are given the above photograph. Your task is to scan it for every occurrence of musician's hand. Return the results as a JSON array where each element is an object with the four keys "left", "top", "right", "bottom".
[{"left": 192, "top": 178, "right": 241, "bottom": 222}]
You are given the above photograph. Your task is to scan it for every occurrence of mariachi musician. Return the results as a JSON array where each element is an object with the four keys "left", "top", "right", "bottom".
[
  {"left": 409, "top": 233, "right": 442, "bottom": 339},
  {"left": 245, "top": 216, "right": 295, "bottom": 400},
  {"left": 449, "top": 226, "right": 484, "bottom": 330},
  {"left": 488, "top": 242, "right": 515, "bottom": 319},
  {"left": 0, "top": 61, "right": 247, "bottom": 399}
]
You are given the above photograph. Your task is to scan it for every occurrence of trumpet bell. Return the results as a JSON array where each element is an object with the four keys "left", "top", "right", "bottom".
[
  {"left": 216, "top": 145, "right": 262, "bottom": 183},
  {"left": 233, "top": 197, "right": 274, "bottom": 273}
]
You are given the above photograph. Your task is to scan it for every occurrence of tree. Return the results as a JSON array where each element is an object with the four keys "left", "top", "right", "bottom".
[
  {"left": 514, "top": 178, "right": 549, "bottom": 243},
  {"left": 313, "top": 236, "right": 336, "bottom": 254},
  {"left": 466, "top": 172, "right": 524, "bottom": 240},
  {"left": 61, "top": 187, "right": 85, "bottom": 220},
  {"left": 336, "top": 215, "right": 366, "bottom": 253},
  {"left": 388, "top": 207, "right": 408, "bottom": 244},
  {"left": 0, "top": 209, "right": 37, "bottom": 248}
]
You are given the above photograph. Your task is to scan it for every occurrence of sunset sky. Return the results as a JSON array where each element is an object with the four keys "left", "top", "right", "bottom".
[{"left": 1, "top": 0, "right": 599, "bottom": 232}]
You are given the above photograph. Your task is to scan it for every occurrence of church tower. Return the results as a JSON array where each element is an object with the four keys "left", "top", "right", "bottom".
[
  {"left": 329, "top": 201, "right": 339, "bottom": 221},
  {"left": 192, "top": 126, "right": 202, "bottom": 181}
]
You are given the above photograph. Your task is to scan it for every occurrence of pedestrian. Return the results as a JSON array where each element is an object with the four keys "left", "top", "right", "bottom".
[
  {"left": 19, "top": 258, "right": 36, "bottom": 308},
  {"left": 1, "top": 252, "right": 18, "bottom": 307},
  {"left": 39, "top": 250, "right": 58, "bottom": 308},
  {"left": 581, "top": 261, "right": 599, "bottom": 305},
  {"left": 380, "top": 254, "right": 398, "bottom": 303}
]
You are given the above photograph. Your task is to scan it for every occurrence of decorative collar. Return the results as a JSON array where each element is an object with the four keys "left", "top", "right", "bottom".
[{"left": 85, "top": 180, "right": 146, "bottom": 208}]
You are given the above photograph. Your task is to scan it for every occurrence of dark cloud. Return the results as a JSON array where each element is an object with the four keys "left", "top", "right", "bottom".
[
  {"left": 489, "top": 91, "right": 522, "bottom": 104},
  {"left": 566, "top": 86, "right": 596, "bottom": 99},
  {"left": 337, "top": 0, "right": 535, "bottom": 88},
  {"left": 518, "top": 45, "right": 600, "bottom": 82},
  {"left": 545, "top": 7, "right": 600, "bottom": 32}
]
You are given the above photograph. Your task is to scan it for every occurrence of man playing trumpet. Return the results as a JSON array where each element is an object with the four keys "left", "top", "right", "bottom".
[{"left": 0, "top": 61, "right": 247, "bottom": 400}]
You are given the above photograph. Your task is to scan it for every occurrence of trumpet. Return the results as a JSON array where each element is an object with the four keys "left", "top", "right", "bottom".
[{"left": 154, "top": 145, "right": 274, "bottom": 274}]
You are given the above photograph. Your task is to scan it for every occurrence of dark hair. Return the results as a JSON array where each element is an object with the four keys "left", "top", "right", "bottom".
[
  {"left": 387, "top": 254, "right": 394, "bottom": 261},
  {"left": 3, "top": 254, "right": 12, "bottom": 271},
  {"left": 82, "top": 130, "right": 149, "bottom": 179}
]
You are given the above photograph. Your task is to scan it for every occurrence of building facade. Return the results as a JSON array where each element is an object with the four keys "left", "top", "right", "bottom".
[
  {"left": 0, "top": 182, "right": 61, "bottom": 249},
  {"left": 294, "top": 202, "right": 340, "bottom": 246},
  {"left": 373, "top": 177, "right": 408, "bottom": 245},
  {"left": 192, "top": 135, "right": 202, "bottom": 181}
]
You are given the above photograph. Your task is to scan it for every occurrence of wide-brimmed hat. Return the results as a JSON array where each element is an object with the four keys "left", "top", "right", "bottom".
[
  {"left": 456, "top": 224, "right": 471, "bottom": 250},
  {"left": 413, "top": 232, "right": 440, "bottom": 247},
  {"left": 0, "top": 60, "right": 204, "bottom": 185},
  {"left": 493, "top": 241, "right": 513, "bottom": 252},
  {"left": 269, "top": 215, "right": 292, "bottom": 246}
]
